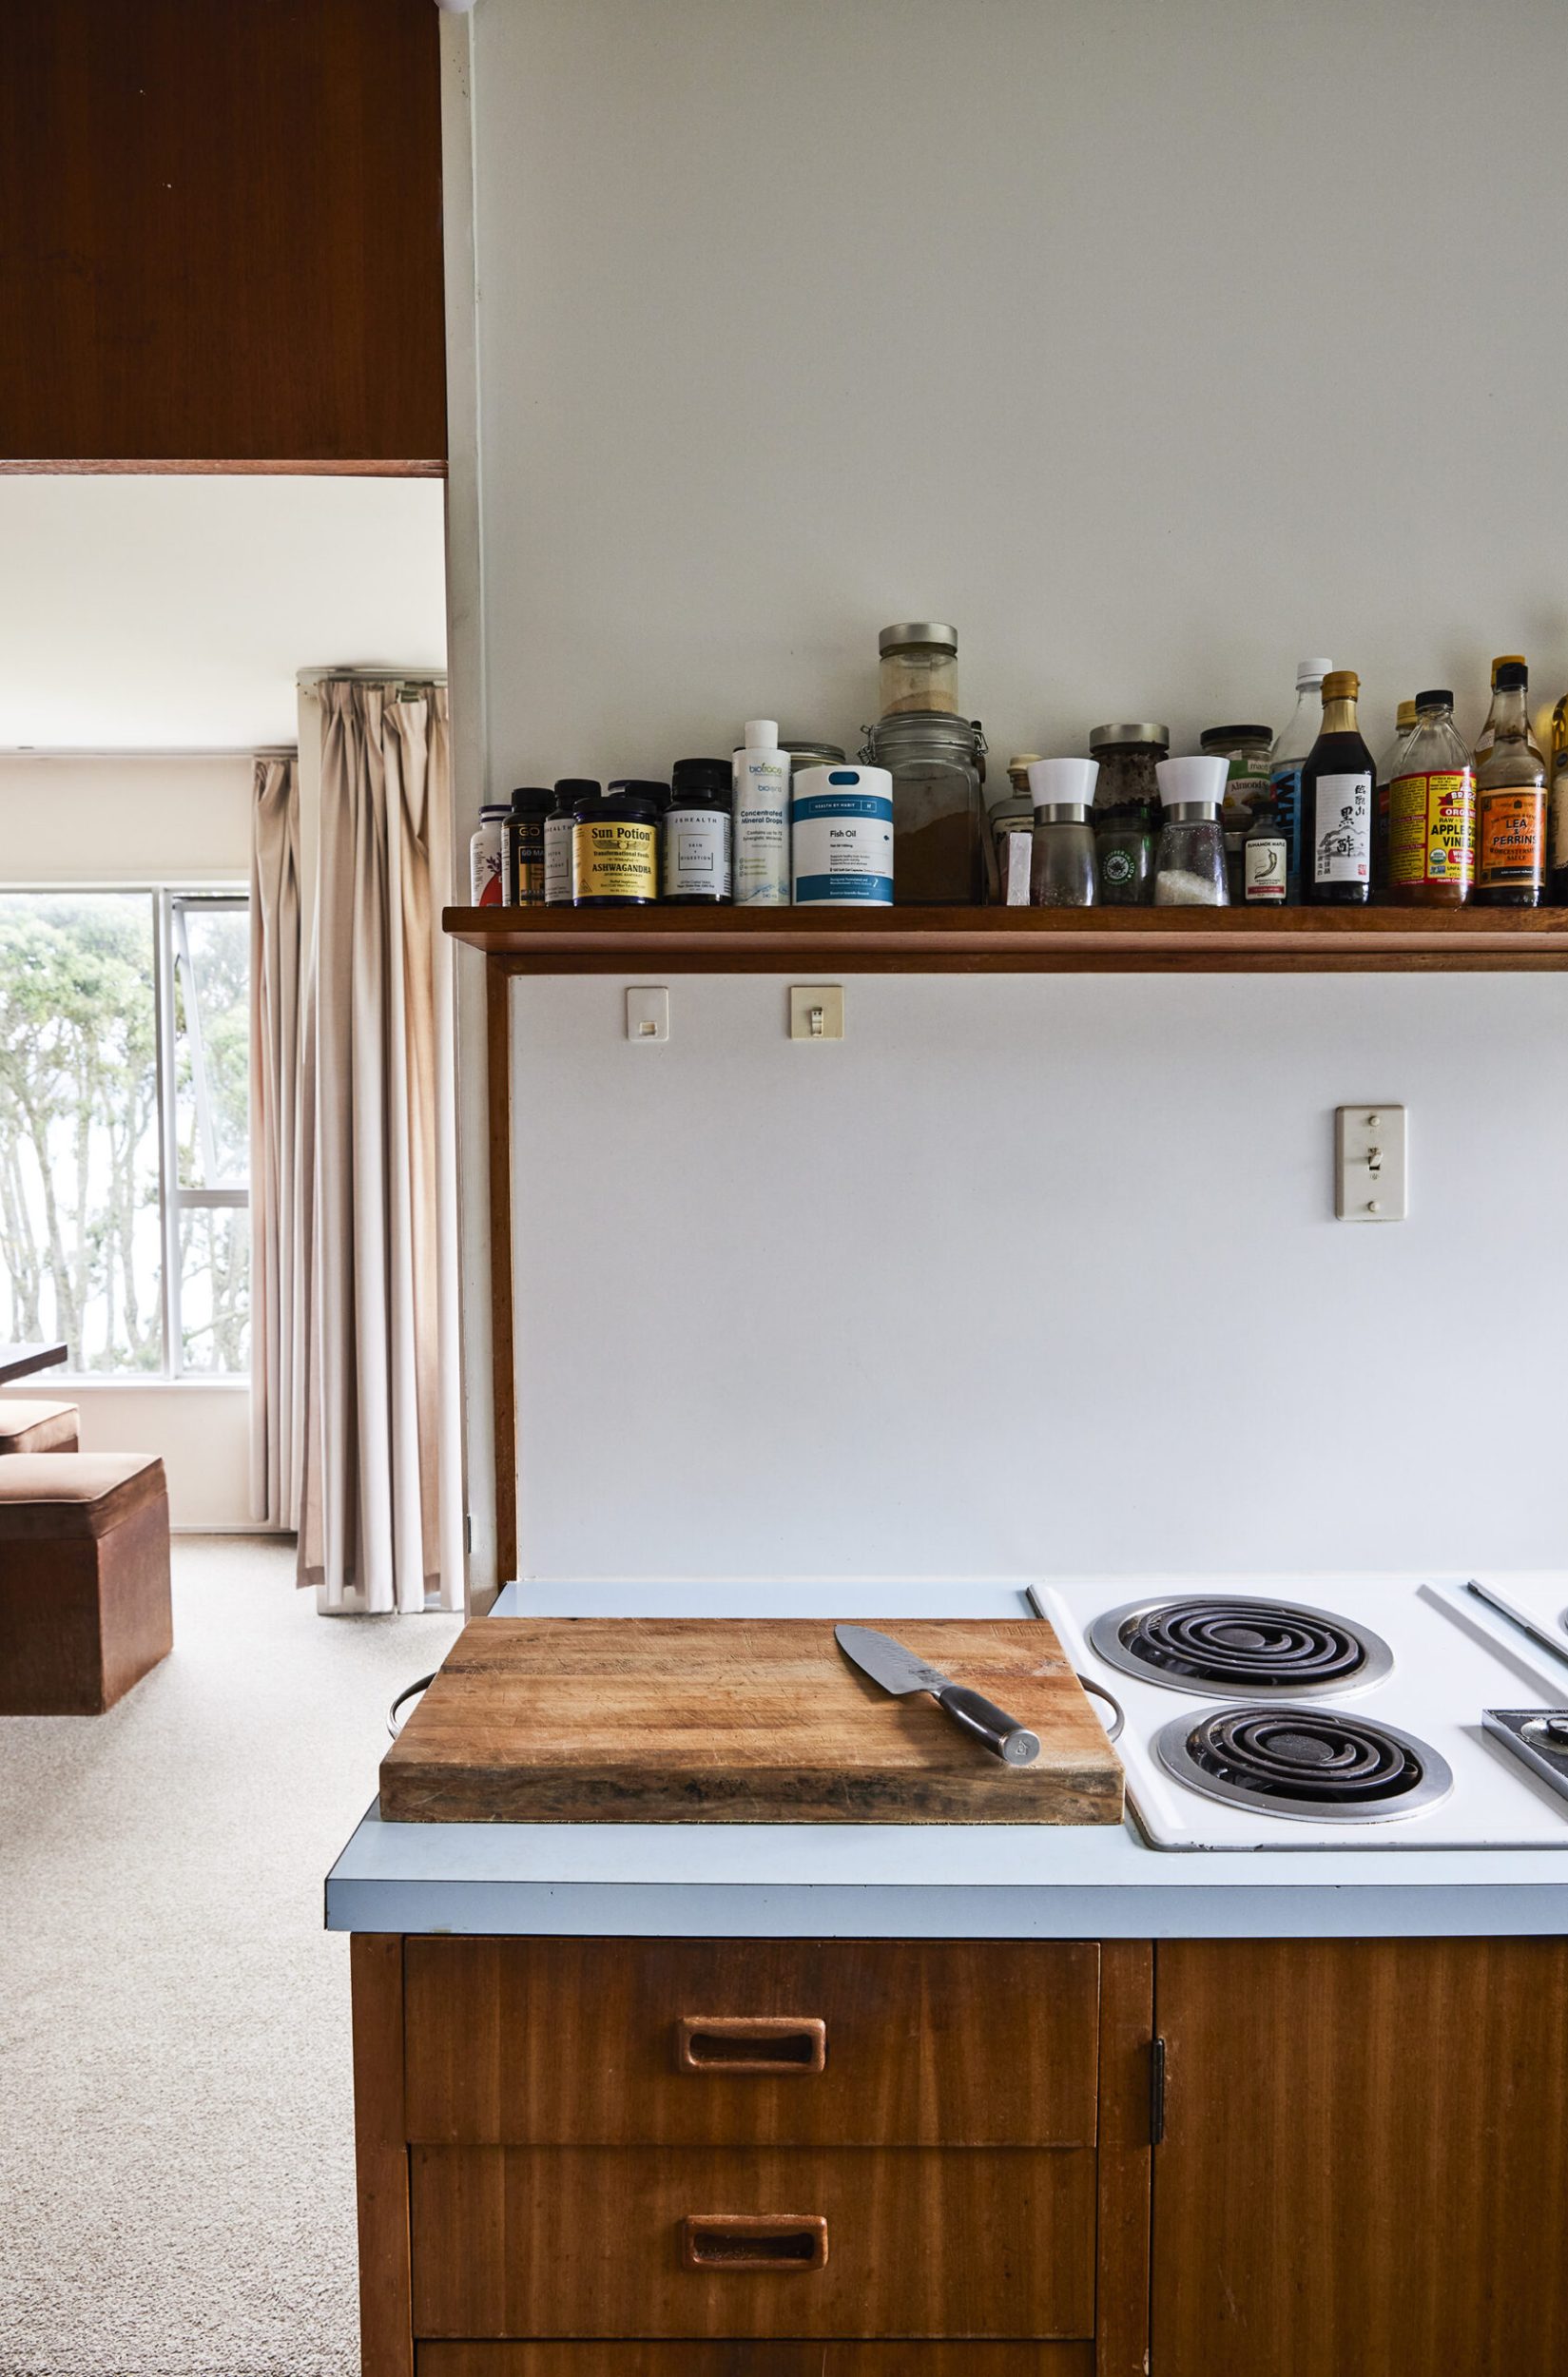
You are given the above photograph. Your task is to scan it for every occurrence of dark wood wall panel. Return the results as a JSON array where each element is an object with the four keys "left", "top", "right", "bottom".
[{"left": 0, "top": 0, "right": 446, "bottom": 466}]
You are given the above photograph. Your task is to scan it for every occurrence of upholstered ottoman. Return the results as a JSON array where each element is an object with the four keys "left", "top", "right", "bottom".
[
  {"left": 0, "top": 1455, "right": 172, "bottom": 1714},
  {"left": 0, "top": 1398, "right": 81, "bottom": 1455}
]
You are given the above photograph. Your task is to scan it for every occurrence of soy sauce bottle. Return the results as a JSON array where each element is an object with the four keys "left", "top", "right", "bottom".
[{"left": 1301, "top": 669, "right": 1374, "bottom": 903}]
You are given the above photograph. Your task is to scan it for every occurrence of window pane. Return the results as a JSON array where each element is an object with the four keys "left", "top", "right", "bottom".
[
  {"left": 175, "top": 904, "right": 250, "bottom": 1190},
  {"left": 177, "top": 1204, "right": 250, "bottom": 1374},
  {"left": 0, "top": 893, "right": 162, "bottom": 1371}
]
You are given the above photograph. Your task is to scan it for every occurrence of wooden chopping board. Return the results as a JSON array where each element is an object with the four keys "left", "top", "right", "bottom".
[{"left": 378, "top": 1617, "right": 1124, "bottom": 1826}]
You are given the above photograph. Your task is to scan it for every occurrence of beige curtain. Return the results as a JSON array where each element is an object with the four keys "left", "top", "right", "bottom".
[
  {"left": 297, "top": 680, "right": 463, "bottom": 1614},
  {"left": 249, "top": 756, "right": 307, "bottom": 1529}
]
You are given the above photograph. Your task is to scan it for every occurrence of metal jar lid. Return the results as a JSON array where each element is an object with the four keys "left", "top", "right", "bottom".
[
  {"left": 1090, "top": 723, "right": 1170, "bottom": 750},
  {"left": 879, "top": 622, "right": 958, "bottom": 655},
  {"left": 1199, "top": 725, "right": 1272, "bottom": 750}
]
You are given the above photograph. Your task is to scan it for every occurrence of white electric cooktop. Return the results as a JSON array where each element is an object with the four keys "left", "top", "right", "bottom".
[{"left": 1032, "top": 1575, "right": 1568, "bottom": 1851}]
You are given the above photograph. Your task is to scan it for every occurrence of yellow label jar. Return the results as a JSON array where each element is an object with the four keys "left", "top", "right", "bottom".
[{"left": 571, "top": 781, "right": 662, "bottom": 906}]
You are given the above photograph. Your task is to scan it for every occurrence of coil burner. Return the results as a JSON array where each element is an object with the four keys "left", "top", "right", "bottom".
[
  {"left": 1154, "top": 1704, "right": 1453, "bottom": 1824},
  {"left": 1087, "top": 1594, "right": 1393, "bottom": 1699}
]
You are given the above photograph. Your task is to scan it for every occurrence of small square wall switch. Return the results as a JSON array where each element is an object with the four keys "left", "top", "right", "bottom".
[
  {"left": 626, "top": 987, "right": 669, "bottom": 1042},
  {"left": 789, "top": 986, "right": 844, "bottom": 1040},
  {"left": 1335, "top": 1104, "right": 1406, "bottom": 1220}
]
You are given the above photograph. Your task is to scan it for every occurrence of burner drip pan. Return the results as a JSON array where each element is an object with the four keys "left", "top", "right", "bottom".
[
  {"left": 1155, "top": 1703, "right": 1453, "bottom": 1825},
  {"left": 1089, "top": 1594, "right": 1393, "bottom": 1698}
]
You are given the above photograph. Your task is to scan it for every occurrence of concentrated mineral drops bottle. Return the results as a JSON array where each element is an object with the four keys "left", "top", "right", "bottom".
[{"left": 1301, "top": 670, "right": 1374, "bottom": 903}]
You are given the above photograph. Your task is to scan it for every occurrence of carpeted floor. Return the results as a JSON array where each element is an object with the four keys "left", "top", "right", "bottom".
[{"left": 0, "top": 1536, "right": 463, "bottom": 2377}]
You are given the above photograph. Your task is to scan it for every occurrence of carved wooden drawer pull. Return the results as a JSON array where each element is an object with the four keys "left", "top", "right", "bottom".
[
  {"left": 681, "top": 2213, "right": 829, "bottom": 2271},
  {"left": 675, "top": 2015, "right": 827, "bottom": 2074}
]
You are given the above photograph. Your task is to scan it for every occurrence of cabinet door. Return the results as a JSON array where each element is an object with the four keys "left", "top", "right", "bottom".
[{"left": 1152, "top": 1940, "right": 1568, "bottom": 2377}]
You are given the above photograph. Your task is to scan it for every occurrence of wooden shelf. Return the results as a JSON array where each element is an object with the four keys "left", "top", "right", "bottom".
[{"left": 443, "top": 904, "right": 1568, "bottom": 973}]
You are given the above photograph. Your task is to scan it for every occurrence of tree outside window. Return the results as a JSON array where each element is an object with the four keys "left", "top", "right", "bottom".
[{"left": 0, "top": 889, "right": 250, "bottom": 1376}]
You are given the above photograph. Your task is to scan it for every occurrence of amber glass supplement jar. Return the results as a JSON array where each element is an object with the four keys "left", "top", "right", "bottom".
[
  {"left": 878, "top": 622, "right": 959, "bottom": 717},
  {"left": 572, "top": 783, "right": 660, "bottom": 905},
  {"left": 501, "top": 788, "right": 554, "bottom": 907}
]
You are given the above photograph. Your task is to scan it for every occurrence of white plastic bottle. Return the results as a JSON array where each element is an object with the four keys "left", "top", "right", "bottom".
[{"left": 732, "top": 720, "right": 791, "bottom": 905}]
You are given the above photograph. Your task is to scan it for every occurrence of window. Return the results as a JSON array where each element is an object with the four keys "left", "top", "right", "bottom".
[{"left": 0, "top": 889, "right": 250, "bottom": 1376}]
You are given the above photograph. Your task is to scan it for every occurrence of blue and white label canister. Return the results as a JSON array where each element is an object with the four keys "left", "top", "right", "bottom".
[{"left": 790, "top": 765, "right": 894, "bottom": 906}]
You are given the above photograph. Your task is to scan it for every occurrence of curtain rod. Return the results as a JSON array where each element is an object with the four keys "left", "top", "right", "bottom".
[
  {"left": 0, "top": 745, "right": 289, "bottom": 760},
  {"left": 296, "top": 665, "right": 448, "bottom": 691}
]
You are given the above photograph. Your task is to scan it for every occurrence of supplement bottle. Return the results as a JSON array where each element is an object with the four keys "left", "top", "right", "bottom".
[
  {"left": 664, "top": 759, "right": 732, "bottom": 903},
  {"left": 732, "top": 721, "right": 791, "bottom": 905},
  {"left": 572, "top": 782, "right": 660, "bottom": 907},
  {"left": 547, "top": 779, "right": 600, "bottom": 906}
]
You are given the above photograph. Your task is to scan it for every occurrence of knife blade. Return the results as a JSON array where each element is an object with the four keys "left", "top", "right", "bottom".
[{"left": 835, "top": 1625, "right": 1041, "bottom": 1767}]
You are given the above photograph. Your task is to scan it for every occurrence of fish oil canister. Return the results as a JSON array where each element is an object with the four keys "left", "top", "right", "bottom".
[
  {"left": 1387, "top": 692, "right": 1474, "bottom": 906},
  {"left": 547, "top": 779, "right": 599, "bottom": 905},
  {"left": 664, "top": 759, "right": 732, "bottom": 903},
  {"left": 500, "top": 788, "right": 553, "bottom": 907},
  {"left": 1475, "top": 661, "right": 1547, "bottom": 906},
  {"left": 572, "top": 781, "right": 660, "bottom": 906},
  {"left": 790, "top": 764, "right": 894, "bottom": 905},
  {"left": 1301, "top": 670, "right": 1374, "bottom": 903}
]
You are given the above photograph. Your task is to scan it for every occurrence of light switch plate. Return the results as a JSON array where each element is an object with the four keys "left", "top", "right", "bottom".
[
  {"left": 1335, "top": 1104, "right": 1406, "bottom": 1220},
  {"left": 789, "top": 985, "right": 844, "bottom": 1040},
  {"left": 626, "top": 986, "right": 668, "bottom": 1042}
]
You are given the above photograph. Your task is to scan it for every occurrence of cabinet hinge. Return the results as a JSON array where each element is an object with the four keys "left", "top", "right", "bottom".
[{"left": 1150, "top": 2036, "right": 1167, "bottom": 2145}]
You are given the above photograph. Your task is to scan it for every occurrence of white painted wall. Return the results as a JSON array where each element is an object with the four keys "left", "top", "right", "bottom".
[
  {"left": 0, "top": 754, "right": 256, "bottom": 1527},
  {"left": 0, "top": 752, "right": 253, "bottom": 882},
  {"left": 454, "top": 0, "right": 1568, "bottom": 1585}
]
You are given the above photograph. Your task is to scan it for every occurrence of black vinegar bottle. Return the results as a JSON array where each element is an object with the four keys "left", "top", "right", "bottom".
[{"left": 1300, "top": 668, "right": 1374, "bottom": 903}]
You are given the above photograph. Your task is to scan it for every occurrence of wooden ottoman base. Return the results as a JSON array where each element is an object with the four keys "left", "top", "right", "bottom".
[
  {"left": 0, "top": 1456, "right": 172, "bottom": 1714},
  {"left": 0, "top": 1398, "right": 81, "bottom": 1455}
]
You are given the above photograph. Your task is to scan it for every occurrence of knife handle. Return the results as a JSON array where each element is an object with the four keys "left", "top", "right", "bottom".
[{"left": 937, "top": 1685, "right": 1040, "bottom": 1767}]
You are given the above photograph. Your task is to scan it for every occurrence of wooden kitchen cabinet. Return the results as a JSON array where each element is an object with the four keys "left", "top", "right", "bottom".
[
  {"left": 1151, "top": 1939, "right": 1568, "bottom": 2376},
  {"left": 352, "top": 1935, "right": 1153, "bottom": 2377}
]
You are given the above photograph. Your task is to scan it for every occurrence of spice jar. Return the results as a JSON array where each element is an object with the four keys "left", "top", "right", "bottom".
[
  {"left": 1244, "top": 798, "right": 1289, "bottom": 902},
  {"left": 1200, "top": 725, "right": 1274, "bottom": 900},
  {"left": 862, "top": 710, "right": 991, "bottom": 902},
  {"left": 1088, "top": 724, "right": 1168, "bottom": 816},
  {"left": 1027, "top": 759, "right": 1098, "bottom": 907},
  {"left": 1152, "top": 756, "right": 1229, "bottom": 905},
  {"left": 572, "top": 782, "right": 661, "bottom": 906},
  {"left": 878, "top": 622, "right": 960, "bottom": 718},
  {"left": 990, "top": 756, "right": 1042, "bottom": 905}
]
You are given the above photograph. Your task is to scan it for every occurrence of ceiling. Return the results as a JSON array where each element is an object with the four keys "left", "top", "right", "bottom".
[{"left": 0, "top": 474, "right": 447, "bottom": 748}]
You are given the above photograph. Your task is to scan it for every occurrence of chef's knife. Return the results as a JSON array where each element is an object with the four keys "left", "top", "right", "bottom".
[{"left": 835, "top": 1625, "right": 1041, "bottom": 1766}]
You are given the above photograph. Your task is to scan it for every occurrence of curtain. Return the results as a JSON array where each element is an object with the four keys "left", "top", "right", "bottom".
[
  {"left": 297, "top": 680, "right": 463, "bottom": 1614},
  {"left": 249, "top": 756, "right": 306, "bottom": 1529}
]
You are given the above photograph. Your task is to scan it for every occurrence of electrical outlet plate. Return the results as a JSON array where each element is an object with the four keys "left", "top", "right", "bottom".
[
  {"left": 626, "top": 987, "right": 668, "bottom": 1042},
  {"left": 789, "top": 986, "right": 844, "bottom": 1040},
  {"left": 1335, "top": 1104, "right": 1406, "bottom": 1221}
]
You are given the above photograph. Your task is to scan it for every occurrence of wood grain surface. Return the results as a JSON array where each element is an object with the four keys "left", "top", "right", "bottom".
[
  {"left": 443, "top": 901, "right": 1568, "bottom": 974},
  {"left": 409, "top": 2143, "right": 1096, "bottom": 2339},
  {"left": 1152, "top": 1939, "right": 1568, "bottom": 2375},
  {"left": 352, "top": 1936, "right": 414, "bottom": 2377},
  {"left": 0, "top": 0, "right": 445, "bottom": 465},
  {"left": 416, "top": 2347, "right": 1095, "bottom": 2375},
  {"left": 416, "top": 2348, "right": 1097, "bottom": 2367},
  {"left": 402, "top": 1937, "right": 1100, "bottom": 2147},
  {"left": 378, "top": 1618, "right": 1123, "bottom": 1826}
]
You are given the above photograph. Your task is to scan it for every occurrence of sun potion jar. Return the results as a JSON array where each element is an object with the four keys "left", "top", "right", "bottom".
[
  {"left": 547, "top": 779, "right": 599, "bottom": 905},
  {"left": 572, "top": 781, "right": 660, "bottom": 906},
  {"left": 790, "top": 763, "right": 895, "bottom": 905},
  {"left": 664, "top": 759, "right": 732, "bottom": 903}
]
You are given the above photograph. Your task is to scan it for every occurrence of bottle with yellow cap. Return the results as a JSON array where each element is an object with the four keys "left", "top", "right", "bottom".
[
  {"left": 1300, "top": 670, "right": 1374, "bottom": 902},
  {"left": 1372, "top": 698, "right": 1418, "bottom": 897}
]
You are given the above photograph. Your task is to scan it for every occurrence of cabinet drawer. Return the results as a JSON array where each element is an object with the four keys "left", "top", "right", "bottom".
[
  {"left": 410, "top": 2144, "right": 1095, "bottom": 2340},
  {"left": 417, "top": 2347, "right": 1096, "bottom": 2374},
  {"left": 404, "top": 1938, "right": 1098, "bottom": 2147}
]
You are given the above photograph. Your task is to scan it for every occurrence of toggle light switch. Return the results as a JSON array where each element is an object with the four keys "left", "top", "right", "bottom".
[
  {"left": 789, "top": 986, "right": 844, "bottom": 1040},
  {"left": 1335, "top": 1105, "right": 1406, "bottom": 1220},
  {"left": 626, "top": 987, "right": 669, "bottom": 1042}
]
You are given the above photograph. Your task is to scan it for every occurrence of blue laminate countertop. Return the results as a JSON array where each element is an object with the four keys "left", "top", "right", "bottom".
[{"left": 324, "top": 1580, "right": 1568, "bottom": 1940}]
